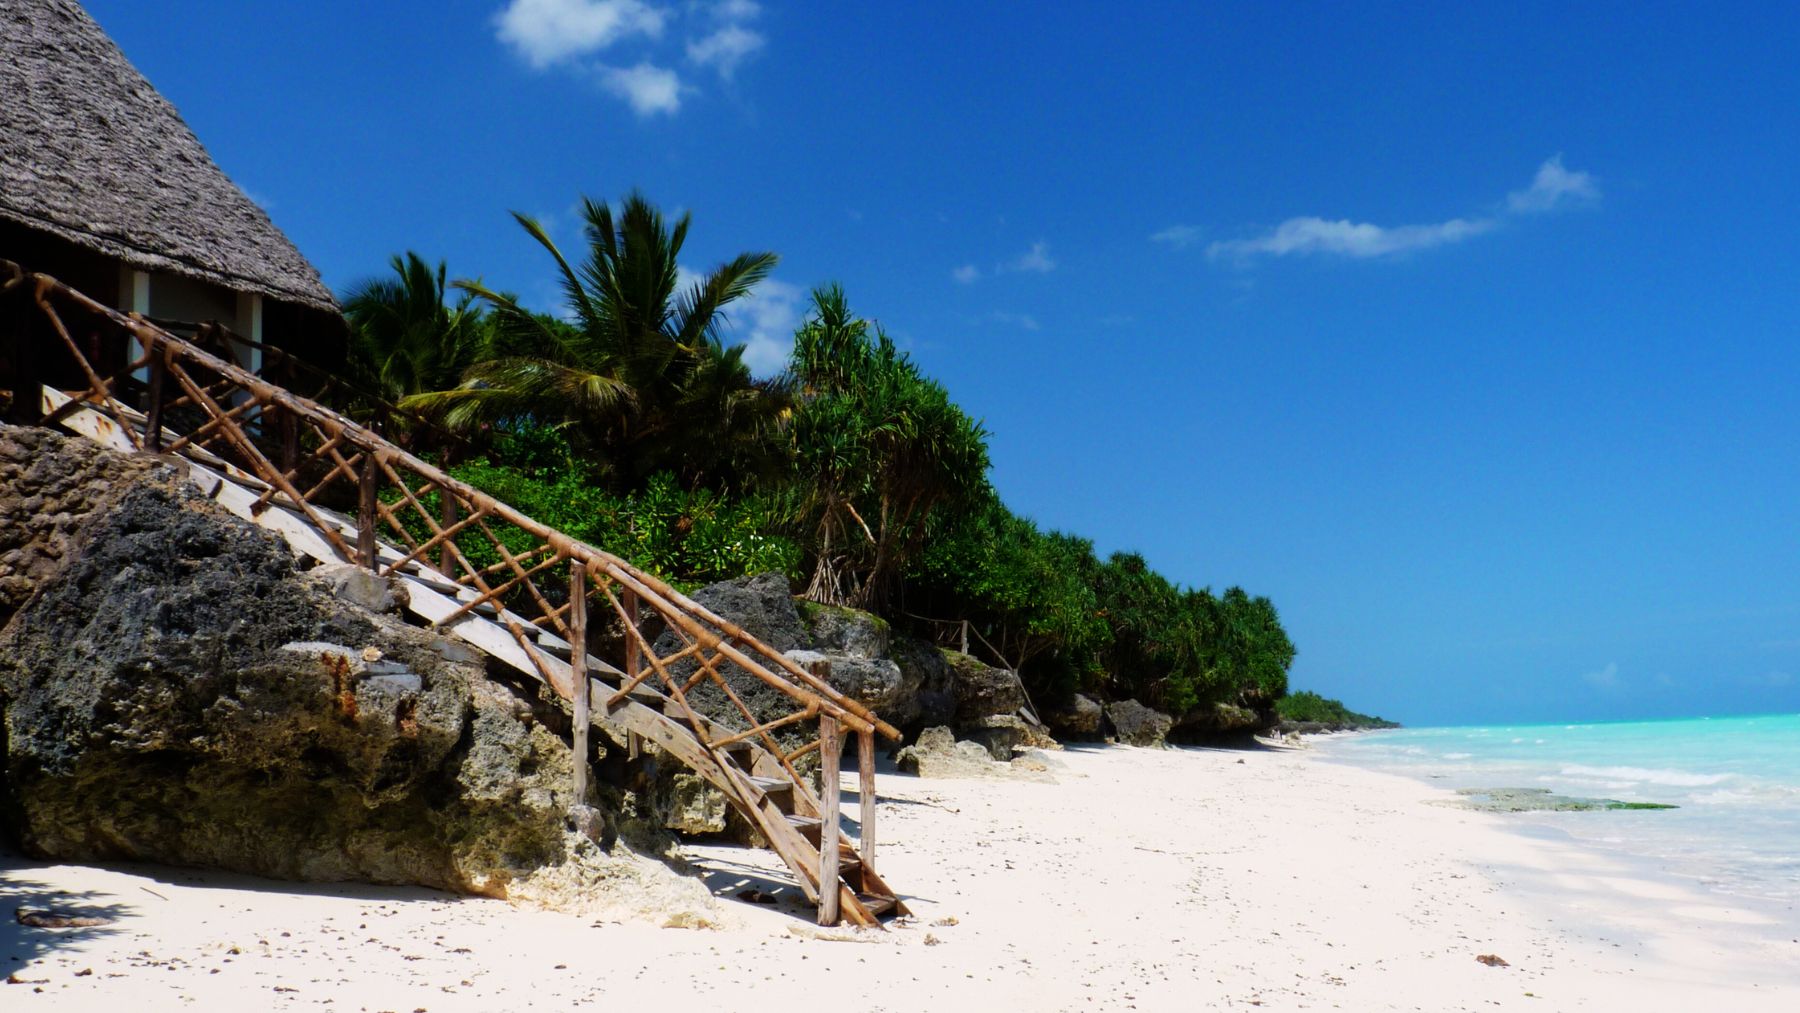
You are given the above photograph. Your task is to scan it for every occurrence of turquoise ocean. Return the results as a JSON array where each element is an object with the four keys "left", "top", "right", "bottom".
[{"left": 1315, "top": 713, "right": 1800, "bottom": 907}]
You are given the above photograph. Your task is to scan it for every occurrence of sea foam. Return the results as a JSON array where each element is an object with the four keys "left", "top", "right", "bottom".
[{"left": 1558, "top": 764, "right": 1731, "bottom": 788}]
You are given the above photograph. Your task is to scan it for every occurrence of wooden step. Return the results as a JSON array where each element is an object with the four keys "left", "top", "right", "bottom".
[
  {"left": 857, "top": 893, "right": 898, "bottom": 918},
  {"left": 785, "top": 813, "right": 821, "bottom": 844},
  {"left": 747, "top": 775, "right": 793, "bottom": 801}
]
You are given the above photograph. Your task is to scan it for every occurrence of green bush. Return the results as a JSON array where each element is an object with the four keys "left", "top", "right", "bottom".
[{"left": 1276, "top": 691, "right": 1397, "bottom": 728}]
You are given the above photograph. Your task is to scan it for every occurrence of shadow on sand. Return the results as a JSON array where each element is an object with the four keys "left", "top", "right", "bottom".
[{"left": 1, "top": 849, "right": 134, "bottom": 968}]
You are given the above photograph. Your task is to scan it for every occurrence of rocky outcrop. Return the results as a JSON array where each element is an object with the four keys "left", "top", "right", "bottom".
[
  {"left": 1045, "top": 693, "right": 1104, "bottom": 739},
  {"left": 654, "top": 575, "right": 956, "bottom": 740},
  {"left": 894, "top": 726, "right": 1056, "bottom": 782},
  {"left": 946, "top": 650, "right": 1026, "bottom": 725},
  {"left": 1104, "top": 699, "right": 1173, "bottom": 748},
  {"left": 0, "top": 423, "right": 167, "bottom": 629},
  {"left": 0, "top": 425, "right": 716, "bottom": 923},
  {"left": 936, "top": 650, "right": 1059, "bottom": 758},
  {"left": 1168, "top": 696, "right": 1280, "bottom": 744}
]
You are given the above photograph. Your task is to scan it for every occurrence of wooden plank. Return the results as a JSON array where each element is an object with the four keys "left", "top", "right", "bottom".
[
  {"left": 357, "top": 452, "right": 379, "bottom": 568},
  {"left": 818, "top": 714, "right": 841, "bottom": 926},
  {"left": 570, "top": 566, "right": 590, "bottom": 803},
  {"left": 858, "top": 728, "right": 877, "bottom": 872}
]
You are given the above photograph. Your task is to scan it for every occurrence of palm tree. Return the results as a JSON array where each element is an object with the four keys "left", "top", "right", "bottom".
[
  {"left": 403, "top": 192, "right": 784, "bottom": 490},
  {"left": 342, "top": 252, "right": 484, "bottom": 409}
]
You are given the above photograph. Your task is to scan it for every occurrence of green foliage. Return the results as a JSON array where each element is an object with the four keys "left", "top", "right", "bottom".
[
  {"left": 402, "top": 192, "right": 788, "bottom": 492},
  {"left": 340, "top": 252, "right": 487, "bottom": 442},
  {"left": 347, "top": 195, "right": 1298, "bottom": 721},
  {"left": 1276, "top": 691, "right": 1397, "bottom": 728},
  {"left": 427, "top": 426, "right": 798, "bottom": 591},
  {"left": 907, "top": 491, "right": 1108, "bottom": 703},
  {"left": 785, "top": 285, "right": 990, "bottom": 608},
  {"left": 911, "top": 501, "right": 1296, "bottom": 715}
]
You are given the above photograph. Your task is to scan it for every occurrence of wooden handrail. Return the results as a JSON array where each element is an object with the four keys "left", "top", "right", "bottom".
[{"left": 1, "top": 264, "right": 900, "bottom": 742}]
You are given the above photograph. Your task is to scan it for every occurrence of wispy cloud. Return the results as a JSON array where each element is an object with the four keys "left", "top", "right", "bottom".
[
  {"left": 1202, "top": 156, "right": 1599, "bottom": 263},
  {"left": 1212, "top": 216, "right": 1494, "bottom": 260},
  {"left": 598, "top": 61, "right": 684, "bottom": 116},
  {"left": 687, "top": 27, "right": 764, "bottom": 77},
  {"left": 1150, "top": 225, "right": 1202, "bottom": 249},
  {"left": 1581, "top": 661, "right": 1621, "bottom": 691},
  {"left": 496, "top": 0, "right": 667, "bottom": 68},
  {"left": 954, "top": 241, "right": 1056, "bottom": 284},
  {"left": 730, "top": 277, "right": 803, "bottom": 375},
  {"left": 678, "top": 267, "right": 800, "bottom": 376},
  {"left": 497, "top": 0, "right": 769, "bottom": 116},
  {"left": 1507, "top": 155, "right": 1600, "bottom": 214},
  {"left": 1008, "top": 241, "right": 1056, "bottom": 273},
  {"left": 986, "top": 310, "right": 1041, "bottom": 331}
]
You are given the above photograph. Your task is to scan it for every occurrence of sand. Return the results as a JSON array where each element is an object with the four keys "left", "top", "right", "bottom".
[{"left": 5, "top": 741, "right": 1798, "bottom": 1011}]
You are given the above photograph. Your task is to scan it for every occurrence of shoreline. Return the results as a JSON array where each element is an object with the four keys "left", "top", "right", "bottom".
[{"left": 6, "top": 742, "right": 1798, "bottom": 1010}]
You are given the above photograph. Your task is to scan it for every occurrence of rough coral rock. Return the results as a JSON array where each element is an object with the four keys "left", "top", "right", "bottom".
[
  {"left": 1104, "top": 699, "right": 1174, "bottom": 748},
  {"left": 0, "top": 425, "right": 717, "bottom": 923},
  {"left": 894, "top": 726, "right": 1055, "bottom": 782},
  {"left": 1045, "top": 693, "right": 1104, "bottom": 739}
]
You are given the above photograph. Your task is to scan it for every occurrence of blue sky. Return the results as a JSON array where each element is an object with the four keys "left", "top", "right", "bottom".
[{"left": 84, "top": 1, "right": 1800, "bottom": 726}]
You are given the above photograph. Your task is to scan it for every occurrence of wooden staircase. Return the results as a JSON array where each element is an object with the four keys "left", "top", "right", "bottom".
[{"left": 2, "top": 263, "right": 908, "bottom": 927}]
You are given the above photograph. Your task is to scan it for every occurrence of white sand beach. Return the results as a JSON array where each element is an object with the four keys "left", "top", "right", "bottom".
[{"left": 5, "top": 742, "right": 1797, "bottom": 1012}]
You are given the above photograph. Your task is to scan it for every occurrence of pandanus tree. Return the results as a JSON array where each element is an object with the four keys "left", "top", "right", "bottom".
[
  {"left": 403, "top": 192, "right": 787, "bottom": 491},
  {"left": 788, "top": 285, "right": 990, "bottom": 608}
]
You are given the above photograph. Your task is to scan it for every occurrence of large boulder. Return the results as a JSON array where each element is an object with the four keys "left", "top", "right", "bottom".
[
  {"left": 894, "top": 726, "right": 1056, "bottom": 782},
  {"left": 1045, "top": 693, "right": 1104, "bottom": 739},
  {"left": 889, "top": 634, "right": 955, "bottom": 731},
  {"left": 0, "top": 426, "right": 716, "bottom": 923},
  {"left": 798, "top": 603, "right": 954, "bottom": 733},
  {"left": 799, "top": 601, "right": 890, "bottom": 658},
  {"left": 649, "top": 572, "right": 815, "bottom": 750},
  {"left": 1170, "top": 698, "right": 1279, "bottom": 743},
  {"left": 945, "top": 650, "right": 1027, "bottom": 726},
  {"left": 1105, "top": 699, "right": 1173, "bottom": 748}
]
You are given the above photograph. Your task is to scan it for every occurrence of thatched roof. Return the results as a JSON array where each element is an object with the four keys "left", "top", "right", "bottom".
[{"left": 0, "top": 0, "right": 337, "bottom": 313}]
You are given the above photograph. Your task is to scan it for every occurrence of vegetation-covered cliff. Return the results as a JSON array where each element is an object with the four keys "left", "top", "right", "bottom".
[{"left": 339, "top": 192, "right": 1299, "bottom": 727}]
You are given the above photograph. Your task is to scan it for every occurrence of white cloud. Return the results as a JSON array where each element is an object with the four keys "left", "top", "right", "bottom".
[
  {"left": 496, "top": 0, "right": 667, "bottom": 68},
  {"left": 712, "top": 0, "right": 761, "bottom": 19},
  {"left": 1581, "top": 661, "right": 1621, "bottom": 691},
  {"left": 1508, "top": 155, "right": 1601, "bottom": 214},
  {"left": 599, "top": 62, "right": 683, "bottom": 116},
  {"left": 680, "top": 266, "right": 800, "bottom": 376},
  {"left": 1008, "top": 241, "right": 1056, "bottom": 274},
  {"left": 1150, "top": 224, "right": 1202, "bottom": 249},
  {"left": 1209, "top": 216, "right": 1494, "bottom": 261},
  {"left": 987, "top": 311, "right": 1040, "bottom": 331},
  {"left": 956, "top": 241, "right": 1056, "bottom": 284},
  {"left": 687, "top": 24, "right": 765, "bottom": 79},
  {"left": 1203, "top": 155, "right": 1598, "bottom": 263},
  {"left": 729, "top": 278, "right": 803, "bottom": 376}
]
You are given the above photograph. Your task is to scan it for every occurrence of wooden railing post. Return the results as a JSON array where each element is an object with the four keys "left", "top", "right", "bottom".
[
  {"left": 438, "top": 493, "right": 458, "bottom": 577},
  {"left": 858, "top": 728, "right": 876, "bottom": 873},
  {"left": 278, "top": 405, "right": 298, "bottom": 473},
  {"left": 143, "top": 345, "right": 166, "bottom": 453},
  {"left": 624, "top": 589, "right": 641, "bottom": 760},
  {"left": 357, "top": 452, "right": 379, "bottom": 569},
  {"left": 570, "top": 565, "right": 591, "bottom": 803},
  {"left": 818, "top": 713, "right": 842, "bottom": 927}
]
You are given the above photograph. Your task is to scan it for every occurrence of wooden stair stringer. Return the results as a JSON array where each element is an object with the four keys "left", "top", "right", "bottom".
[{"left": 42, "top": 386, "right": 889, "bottom": 927}]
